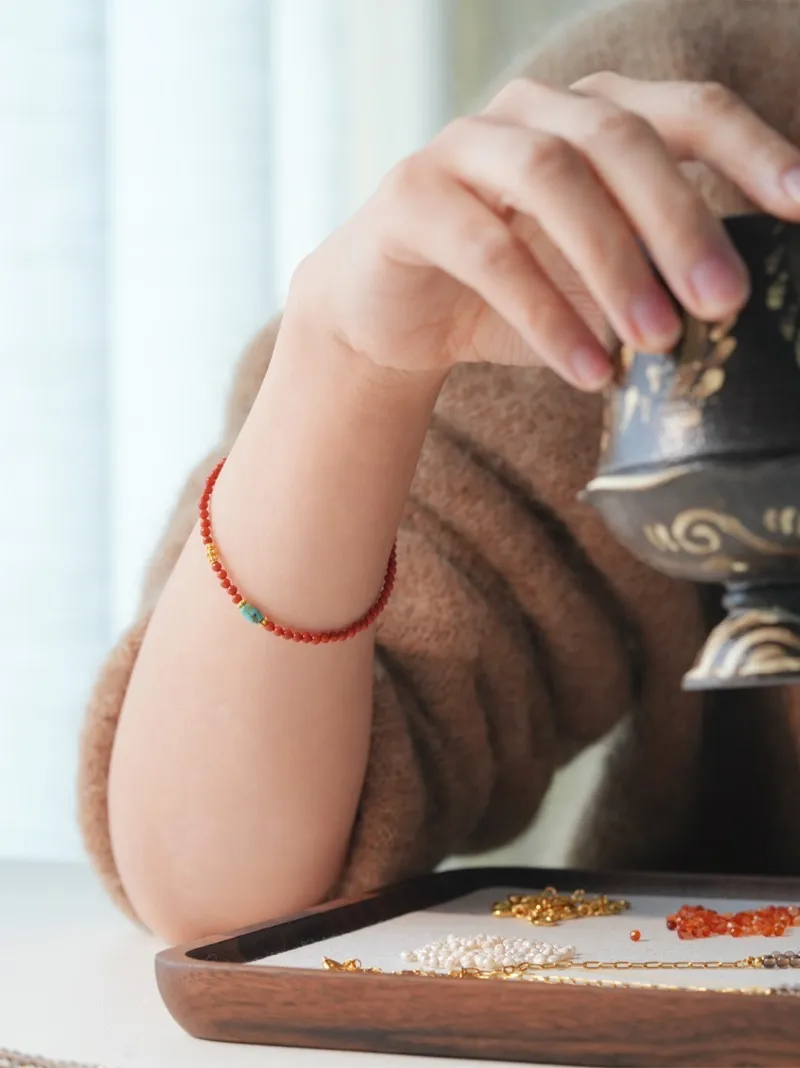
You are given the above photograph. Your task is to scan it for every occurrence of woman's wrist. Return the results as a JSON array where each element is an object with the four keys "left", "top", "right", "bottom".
[
  {"left": 271, "top": 299, "right": 450, "bottom": 416},
  {"left": 210, "top": 313, "right": 443, "bottom": 631}
]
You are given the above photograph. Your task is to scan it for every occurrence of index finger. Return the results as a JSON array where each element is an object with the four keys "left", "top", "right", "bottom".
[{"left": 573, "top": 72, "right": 800, "bottom": 219}]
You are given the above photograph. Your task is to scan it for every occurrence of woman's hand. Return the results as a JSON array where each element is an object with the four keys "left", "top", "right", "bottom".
[{"left": 291, "top": 73, "right": 800, "bottom": 390}]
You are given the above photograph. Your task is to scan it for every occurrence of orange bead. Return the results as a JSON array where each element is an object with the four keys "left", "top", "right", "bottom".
[
  {"left": 668, "top": 901, "right": 800, "bottom": 940},
  {"left": 630, "top": 930, "right": 641, "bottom": 942}
]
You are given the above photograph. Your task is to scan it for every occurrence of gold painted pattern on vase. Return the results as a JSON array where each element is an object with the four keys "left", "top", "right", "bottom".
[{"left": 764, "top": 220, "right": 800, "bottom": 366}]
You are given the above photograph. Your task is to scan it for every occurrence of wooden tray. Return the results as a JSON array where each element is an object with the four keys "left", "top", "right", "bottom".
[{"left": 156, "top": 865, "right": 800, "bottom": 1066}]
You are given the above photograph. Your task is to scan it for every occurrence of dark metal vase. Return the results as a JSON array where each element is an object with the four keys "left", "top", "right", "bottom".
[{"left": 581, "top": 213, "right": 800, "bottom": 690}]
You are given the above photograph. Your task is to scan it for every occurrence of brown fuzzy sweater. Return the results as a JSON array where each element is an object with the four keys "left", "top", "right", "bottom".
[{"left": 79, "top": 0, "right": 800, "bottom": 921}]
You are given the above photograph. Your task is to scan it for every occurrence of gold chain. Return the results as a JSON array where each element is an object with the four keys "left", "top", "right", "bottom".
[
  {"left": 324, "top": 954, "right": 767, "bottom": 975},
  {"left": 322, "top": 957, "right": 800, "bottom": 997},
  {"left": 491, "top": 887, "right": 630, "bottom": 925}
]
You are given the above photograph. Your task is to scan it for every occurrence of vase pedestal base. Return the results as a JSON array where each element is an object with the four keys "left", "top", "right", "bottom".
[{"left": 683, "top": 585, "right": 800, "bottom": 690}]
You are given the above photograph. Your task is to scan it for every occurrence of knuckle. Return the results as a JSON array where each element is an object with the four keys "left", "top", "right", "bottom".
[
  {"left": 461, "top": 223, "right": 519, "bottom": 275},
  {"left": 445, "top": 114, "right": 475, "bottom": 140},
  {"left": 490, "top": 75, "right": 546, "bottom": 113},
  {"left": 688, "top": 80, "right": 737, "bottom": 116},
  {"left": 582, "top": 103, "right": 651, "bottom": 145},
  {"left": 432, "top": 114, "right": 475, "bottom": 154},
  {"left": 380, "top": 151, "right": 428, "bottom": 201},
  {"left": 520, "top": 133, "right": 575, "bottom": 177},
  {"left": 571, "top": 69, "right": 621, "bottom": 95}
]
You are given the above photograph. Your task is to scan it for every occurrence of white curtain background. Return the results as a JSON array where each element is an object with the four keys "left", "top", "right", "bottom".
[{"left": 0, "top": 0, "right": 601, "bottom": 863}]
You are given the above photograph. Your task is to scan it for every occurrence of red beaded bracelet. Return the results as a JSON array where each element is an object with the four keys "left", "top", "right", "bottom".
[{"left": 199, "top": 458, "right": 396, "bottom": 642}]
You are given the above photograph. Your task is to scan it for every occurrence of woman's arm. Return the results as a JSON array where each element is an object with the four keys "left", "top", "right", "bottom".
[
  {"left": 108, "top": 306, "right": 445, "bottom": 942},
  {"left": 95, "top": 69, "right": 800, "bottom": 942}
]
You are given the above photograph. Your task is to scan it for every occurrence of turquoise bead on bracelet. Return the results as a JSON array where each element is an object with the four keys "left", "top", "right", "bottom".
[{"left": 239, "top": 602, "right": 264, "bottom": 625}]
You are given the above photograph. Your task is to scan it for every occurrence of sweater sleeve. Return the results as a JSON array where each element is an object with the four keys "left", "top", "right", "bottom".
[{"left": 78, "top": 315, "right": 704, "bottom": 921}]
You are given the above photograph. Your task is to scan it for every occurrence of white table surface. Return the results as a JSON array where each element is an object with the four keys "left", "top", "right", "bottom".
[{"left": 0, "top": 860, "right": 564, "bottom": 1068}]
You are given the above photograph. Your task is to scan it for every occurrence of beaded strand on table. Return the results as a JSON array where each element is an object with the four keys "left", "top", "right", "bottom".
[
  {"left": 667, "top": 902, "right": 800, "bottom": 939},
  {"left": 0, "top": 1052, "right": 101, "bottom": 1068}
]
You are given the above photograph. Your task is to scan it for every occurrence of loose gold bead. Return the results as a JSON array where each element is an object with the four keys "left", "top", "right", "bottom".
[{"left": 491, "top": 887, "right": 630, "bottom": 926}]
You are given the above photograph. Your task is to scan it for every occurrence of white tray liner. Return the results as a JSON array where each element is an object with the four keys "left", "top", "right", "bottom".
[{"left": 253, "top": 885, "right": 800, "bottom": 991}]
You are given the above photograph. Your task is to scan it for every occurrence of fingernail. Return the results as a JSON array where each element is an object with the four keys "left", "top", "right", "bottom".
[
  {"left": 630, "top": 289, "right": 681, "bottom": 349},
  {"left": 689, "top": 252, "right": 749, "bottom": 312},
  {"left": 783, "top": 166, "right": 800, "bottom": 202},
  {"left": 569, "top": 345, "right": 612, "bottom": 390}
]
